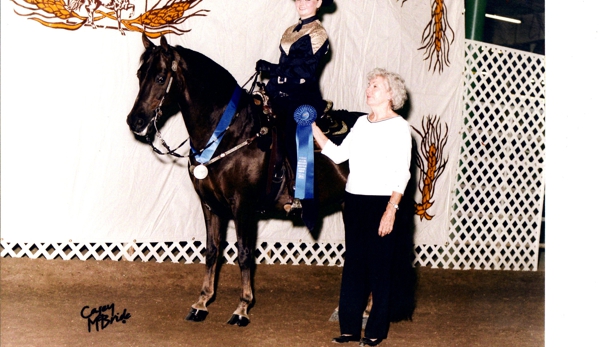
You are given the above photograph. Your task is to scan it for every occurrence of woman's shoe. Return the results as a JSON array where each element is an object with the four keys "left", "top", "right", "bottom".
[
  {"left": 359, "top": 337, "right": 384, "bottom": 346},
  {"left": 332, "top": 334, "right": 361, "bottom": 343}
]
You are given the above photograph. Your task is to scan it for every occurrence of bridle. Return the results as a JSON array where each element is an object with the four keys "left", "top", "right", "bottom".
[
  {"left": 144, "top": 57, "right": 263, "bottom": 168},
  {"left": 146, "top": 59, "right": 188, "bottom": 158}
]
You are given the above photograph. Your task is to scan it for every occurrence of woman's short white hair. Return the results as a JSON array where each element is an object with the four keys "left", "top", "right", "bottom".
[{"left": 366, "top": 68, "right": 408, "bottom": 110}]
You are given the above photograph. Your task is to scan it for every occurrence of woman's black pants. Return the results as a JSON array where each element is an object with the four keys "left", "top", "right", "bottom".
[{"left": 338, "top": 192, "right": 399, "bottom": 339}]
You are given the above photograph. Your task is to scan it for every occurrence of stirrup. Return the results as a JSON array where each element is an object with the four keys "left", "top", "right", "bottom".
[{"left": 284, "top": 198, "right": 302, "bottom": 214}]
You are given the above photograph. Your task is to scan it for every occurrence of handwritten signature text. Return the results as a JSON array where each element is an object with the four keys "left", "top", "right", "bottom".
[{"left": 80, "top": 303, "right": 131, "bottom": 332}]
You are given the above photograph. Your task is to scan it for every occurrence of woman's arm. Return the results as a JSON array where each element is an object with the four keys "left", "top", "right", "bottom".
[
  {"left": 378, "top": 191, "right": 403, "bottom": 237},
  {"left": 312, "top": 117, "right": 356, "bottom": 164}
]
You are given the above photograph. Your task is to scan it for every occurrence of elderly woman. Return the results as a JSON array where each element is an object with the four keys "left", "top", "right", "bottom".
[
  {"left": 312, "top": 68, "right": 411, "bottom": 346},
  {"left": 256, "top": 0, "right": 334, "bottom": 230}
]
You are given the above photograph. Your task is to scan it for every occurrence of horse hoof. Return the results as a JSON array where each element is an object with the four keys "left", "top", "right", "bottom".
[
  {"left": 185, "top": 308, "right": 208, "bottom": 322},
  {"left": 227, "top": 314, "right": 250, "bottom": 327}
]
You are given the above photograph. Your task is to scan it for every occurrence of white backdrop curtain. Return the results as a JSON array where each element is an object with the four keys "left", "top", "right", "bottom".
[{"left": 1, "top": 0, "right": 464, "bottom": 245}]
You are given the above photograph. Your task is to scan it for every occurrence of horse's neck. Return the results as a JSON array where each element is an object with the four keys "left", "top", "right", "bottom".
[
  {"left": 179, "top": 102, "right": 223, "bottom": 151},
  {"left": 175, "top": 50, "right": 253, "bottom": 149}
]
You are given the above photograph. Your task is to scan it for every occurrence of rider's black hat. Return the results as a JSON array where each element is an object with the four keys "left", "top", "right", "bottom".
[{"left": 293, "top": 0, "right": 334, "bottom": 8}]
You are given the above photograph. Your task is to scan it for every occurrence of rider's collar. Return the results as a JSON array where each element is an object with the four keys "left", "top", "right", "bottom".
[{"left": 293, "top": 15, "right": 318, "bottom": 32}]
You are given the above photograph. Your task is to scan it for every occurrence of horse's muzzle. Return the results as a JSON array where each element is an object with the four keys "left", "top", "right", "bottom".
[{"left": 127, "top": 112, "right": 151, "bottom": 137}]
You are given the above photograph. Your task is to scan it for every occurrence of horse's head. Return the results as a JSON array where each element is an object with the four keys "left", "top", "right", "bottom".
[{"left": 127, "top": 35, "right": 183, "bottom": 137}]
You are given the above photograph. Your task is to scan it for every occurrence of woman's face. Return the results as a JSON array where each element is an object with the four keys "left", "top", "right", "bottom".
[
  {"left": 366, "top": 76, "right": 392, "bottom": 108},
  {"left": 295, "top": 0, "right": 321, "bottom": 19}
]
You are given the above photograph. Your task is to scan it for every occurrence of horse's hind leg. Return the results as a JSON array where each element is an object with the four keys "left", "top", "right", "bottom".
[
  {"left": 227, "top": 204, "right": 257, "bottom": 326},
  {"left": 185, "top": 206, "right": 224, "bottom": 322}
]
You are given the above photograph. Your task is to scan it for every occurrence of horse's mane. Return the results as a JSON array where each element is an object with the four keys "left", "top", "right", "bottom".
[
  {"left": 166, "top": 44, "right": 264, "bottom": 138},
  {"left": 174, "top": 45, "right": 231, "bottom": 76},
  {"left": 174, "top": 45, "right": 238, "bottom": 97}
]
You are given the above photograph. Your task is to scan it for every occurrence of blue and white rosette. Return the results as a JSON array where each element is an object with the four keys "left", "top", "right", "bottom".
[{"left": 294, "top": 105, "right": 317, "bottom": 199}]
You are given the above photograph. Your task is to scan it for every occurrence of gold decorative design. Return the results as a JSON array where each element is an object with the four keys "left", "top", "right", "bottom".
[
  {"left": 280, "top": 20, "right": 328, "bottom": 55},
  {"left": 412, "top": 115, "right": 449, "bottom": 221},
  {"left": 11, "top": 0, "right": 209, "bottom": 37},
  {"left": 401, "top": 0, "right": 456, "bottom": 74}
]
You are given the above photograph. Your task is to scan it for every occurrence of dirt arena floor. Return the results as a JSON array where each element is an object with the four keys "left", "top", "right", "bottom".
[{"left": 1, "top": 257, "right": 544, "bottom": 347}]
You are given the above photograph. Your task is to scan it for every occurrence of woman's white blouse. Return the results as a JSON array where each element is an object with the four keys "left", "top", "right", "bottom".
[{"left": 321, "top": 115, "right": 412, "bottom": 196}]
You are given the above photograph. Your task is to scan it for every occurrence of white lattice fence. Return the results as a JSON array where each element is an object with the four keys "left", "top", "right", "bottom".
[
  {"left": 0, "top": 240, "right": 345, "bottom": 266},
  {"left": 415, "top": 39, "right": 545, "bottom": 270},
  {"left": 1, "top": 40, "right": 545, "bottom": 270}
]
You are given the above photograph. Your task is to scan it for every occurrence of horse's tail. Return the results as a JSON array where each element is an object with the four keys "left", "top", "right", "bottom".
[{"left": 65, "top": 0, "right": 85, "bottom": 12}]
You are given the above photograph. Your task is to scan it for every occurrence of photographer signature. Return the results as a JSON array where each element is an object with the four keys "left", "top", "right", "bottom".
[{"left": 80, "top": 303, "right": 131, "bottom": 332}]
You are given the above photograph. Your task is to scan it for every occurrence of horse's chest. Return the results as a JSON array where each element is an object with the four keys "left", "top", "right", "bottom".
[{"left": 192, "top": 174, "right": 233, "bottom": 202}]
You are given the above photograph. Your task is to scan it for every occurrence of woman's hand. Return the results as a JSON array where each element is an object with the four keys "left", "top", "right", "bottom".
[
  {"left": 378, "top": 206, "right": 396, "bottom": 237},
  {"left": 379, "top": 192, "right": 402, "bottom": 236}
]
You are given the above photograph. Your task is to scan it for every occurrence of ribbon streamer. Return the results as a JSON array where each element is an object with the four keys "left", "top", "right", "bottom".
[
  {"left": 190, "top": 85, "right": 242, "bottom": 178},
  {"left": 294, "top": 105, "right": 317, "bottom": 199}
]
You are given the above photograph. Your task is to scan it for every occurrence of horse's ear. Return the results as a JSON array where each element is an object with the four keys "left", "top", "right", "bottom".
[
  {"left": 142, "top": 34, "right": 154, "bottom": 50},
  {"left": 160, "top": 35, "right": 169, "bottom": 50}
]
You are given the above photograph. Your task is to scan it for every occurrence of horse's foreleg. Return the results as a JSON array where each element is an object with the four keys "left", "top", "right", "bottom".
[
  {"left": 115, "top": 10, "right": 125, "bottom": 35},
  {"left": 84, "top": 2, "right": 98, "bottom": 28},
  {"left": 227, "top": 205, "right": 257, "bottom": 327},
  {"left": 186, "top": 206, "right": 223, "bottom": 322}
]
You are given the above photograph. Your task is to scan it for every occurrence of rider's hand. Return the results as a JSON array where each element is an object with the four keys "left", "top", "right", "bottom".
[{"left": 256, "top": 59, "right": 273, "bottom": 72}]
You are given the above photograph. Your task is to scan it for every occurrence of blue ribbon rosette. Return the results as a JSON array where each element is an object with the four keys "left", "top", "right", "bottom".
[{"left": 294, "top": 105, "right": 317, "bottom": 199}]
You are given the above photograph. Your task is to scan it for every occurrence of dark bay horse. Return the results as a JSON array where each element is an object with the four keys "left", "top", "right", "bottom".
[{"left": 126, "top": 35, "right": 359, "bottom": 326}]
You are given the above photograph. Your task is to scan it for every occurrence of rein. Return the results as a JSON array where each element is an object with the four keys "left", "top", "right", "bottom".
[{"left": 147, "top": 60, "right": 262, "bottom": 171}]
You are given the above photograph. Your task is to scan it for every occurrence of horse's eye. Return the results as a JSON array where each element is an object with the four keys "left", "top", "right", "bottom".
[{"left": 156, "top": 75, "right": 165, "bottom": 84}]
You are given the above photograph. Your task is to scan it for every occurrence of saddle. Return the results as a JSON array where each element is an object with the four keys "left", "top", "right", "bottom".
[
  {"left": 252, "top": 86, "right": 356, "bottom": 148},
  {"left": 251, "top": 84, "right": 360, "bottom": 213},
  {"left": 315, "top": 100, "right": 354, "bottom": 145}
]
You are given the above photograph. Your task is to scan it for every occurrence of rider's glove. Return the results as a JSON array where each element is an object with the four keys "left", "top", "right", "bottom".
[{"left": 256, "top": 59, "right": 274, "bottom": 73}]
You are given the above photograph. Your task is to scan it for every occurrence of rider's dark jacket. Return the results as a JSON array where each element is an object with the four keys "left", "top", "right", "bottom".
[
  {"left": 257, "top": 15, "right": 330, "bottom": 228},
  {"left": 262, "top": 15, "right": 329, "bottom": 116}
]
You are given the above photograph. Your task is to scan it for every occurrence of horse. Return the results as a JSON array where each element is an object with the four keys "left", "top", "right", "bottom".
[
  {"left": 126, "top": 35, "right": 362, "bottom": 326},
  {"left": 66, "top": 0, "right": 135, "bottom": 35}
]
